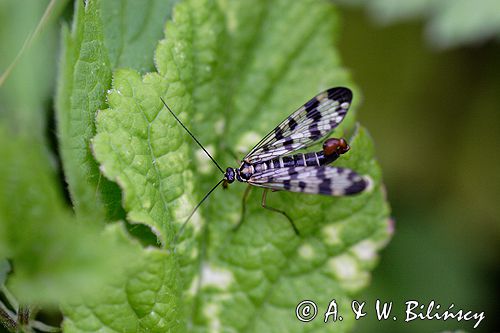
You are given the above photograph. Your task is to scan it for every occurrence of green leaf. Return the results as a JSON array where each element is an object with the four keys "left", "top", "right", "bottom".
[
  {"left": 0, "top": 0, "right": 59, "bottom": 140},
  {"left": 62, "top": 229, "right": 184, "bottom": 333},
  {"left": 55, "top": 0, "right": 175, "bottom": 221},
  {"left": 56, "top": 0, "right": 115, "bottom": 221},
  {"left": 0, "top": 126, "right": 135, "bottom": 304},
  {"left": 203, "top": 127, "right": 390, "bottom": 332},
  {"left": 100, "top": 0, "right": 179, "bottom": 73},
  {"left": 92, "top": 68, "right": 192, "bottom": 246},
  {"left": 82, "top": 0, "right": 391, "bottom": 331}
]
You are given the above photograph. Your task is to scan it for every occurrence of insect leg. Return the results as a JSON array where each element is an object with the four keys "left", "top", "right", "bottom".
[
  {"left": 261, "top": 189, "right": 300, "bottom": 235},
  {"left": 233, "top": 185, "right": 253, "bottom": 231}
]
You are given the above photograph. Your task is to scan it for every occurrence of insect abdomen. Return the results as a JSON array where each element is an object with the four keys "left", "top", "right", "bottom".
[{"left": 259, "top": 151, "right": 340, "bottom": 171}]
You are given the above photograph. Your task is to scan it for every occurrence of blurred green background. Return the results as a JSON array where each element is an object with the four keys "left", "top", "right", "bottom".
[
  {"left": 1, "top": 0, "right": 499, "bottom": 332},
  {"left": 338, "top": 4, "right": 500, "bottom": 333}
]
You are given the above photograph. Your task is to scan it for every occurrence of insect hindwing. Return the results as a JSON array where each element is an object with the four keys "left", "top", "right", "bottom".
[{"left": 248, "top": 166, "right": 371, "bottom": 196}]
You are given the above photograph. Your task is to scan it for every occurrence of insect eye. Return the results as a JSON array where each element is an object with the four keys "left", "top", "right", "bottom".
[{"left": 225, "top": 167, "right": 235, "bottom": 183}]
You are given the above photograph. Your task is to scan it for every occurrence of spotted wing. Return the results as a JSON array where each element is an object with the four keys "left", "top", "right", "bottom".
[
  {"left": 243, "top": 87, "right": 353, "bottom": 164},
  {"left": 248, "top": 166, "right": 371, "bottom": 196}
]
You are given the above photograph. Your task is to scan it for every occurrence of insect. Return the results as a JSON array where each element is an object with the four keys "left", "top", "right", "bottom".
[{"left": 161, "top": 87, "right": 372, "bottom": 238}]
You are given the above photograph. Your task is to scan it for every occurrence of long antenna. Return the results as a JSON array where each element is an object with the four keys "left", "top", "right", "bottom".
[
  {"left": 173, "top": 178, "right": 225, "bottom": 244},
  {"left": 160, "top": 97, "right": 225, "bottom": 175}
]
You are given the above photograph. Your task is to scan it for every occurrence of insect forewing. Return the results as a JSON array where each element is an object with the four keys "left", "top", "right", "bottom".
[
  {"left": 248, "top": 166, "right": 371, "bottom": 196},
  {"left": 243, "top": 87, "right": 353, "bottom": 164}
]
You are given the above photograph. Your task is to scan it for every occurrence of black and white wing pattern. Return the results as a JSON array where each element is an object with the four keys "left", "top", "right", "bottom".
[
  {"left": 248, "top": 166, "right": 372, "bottom": 196},
  {"left": 243, "top": 87, "right": 352, "bottom": 164}
]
